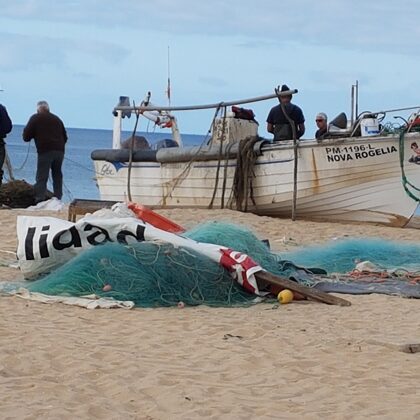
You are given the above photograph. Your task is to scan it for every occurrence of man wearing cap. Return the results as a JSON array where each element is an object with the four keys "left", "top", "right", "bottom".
[
  {"left": 266, "top": 84, "right": 305, "bottom": 141},
  {"left": 315, "top": 112, "right": 328, "bottom": 140},
  {"left": 0, "top": 103, "right": 13, "bottom": 188}
]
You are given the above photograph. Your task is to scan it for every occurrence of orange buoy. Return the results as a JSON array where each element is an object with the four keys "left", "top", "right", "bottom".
[{"left": 128, "top": 202, "right": 185, "bottom": 233}]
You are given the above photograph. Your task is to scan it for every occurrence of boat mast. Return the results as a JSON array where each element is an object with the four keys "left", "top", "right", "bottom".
[
  {"left": 166, "top": 46, "right": 171, "bottom": 107},
  {"left": 166, "top": 46, "right": 182, "bottom": 146},
  {"left": 355, "top": 80, "right": 359, "bottom": 119}
]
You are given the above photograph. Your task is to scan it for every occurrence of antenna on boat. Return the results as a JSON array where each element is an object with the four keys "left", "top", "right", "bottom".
[
  {"left": 355, "top": 80, "right": 359, "bottom": 118},
  {"left": 166, "top": 46, "right": 171, "bottom": 106},
  {"left": 350, "top": 80, "right": 359, "bottom": 124}
]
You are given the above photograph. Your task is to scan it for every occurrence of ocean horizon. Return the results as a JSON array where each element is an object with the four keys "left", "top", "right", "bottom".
[{"left": 4, "top": 125, "right": 205, "bottom": 202}]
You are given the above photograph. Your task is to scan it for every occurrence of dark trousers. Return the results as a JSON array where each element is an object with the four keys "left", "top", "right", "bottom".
[
  {"left": 35, "top": 150, "right": 64, "bottom": 203},
  {"left": 0, "top": 140, "right": 5, "bottom": 188}
]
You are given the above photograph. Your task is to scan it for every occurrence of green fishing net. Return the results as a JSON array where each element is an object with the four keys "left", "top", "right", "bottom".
[
  {"left": 24, "top": 221, "right": 420, "bottom": 306},
  {"left": 27, "top": 241, "right": 260, "bottom": 307},
  {"left": 27, "top": 222, "right": 309, "bottom": 307}
]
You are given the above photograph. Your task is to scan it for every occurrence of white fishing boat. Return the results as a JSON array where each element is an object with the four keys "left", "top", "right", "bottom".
[{"left": 91, "top": 87, "right": 420, "bottom": 227}]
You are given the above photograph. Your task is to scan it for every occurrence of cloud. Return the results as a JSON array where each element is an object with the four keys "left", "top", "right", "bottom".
[
  {"left": 2, "top": 0, "right": 420, "bottom": 132},
  {"left": 2, "top": 0, "right": 419, "bottom": 55},
  {"left": 0, "top": 33, "right": 66, "bottom": 71},
  {"left": 198, "top": 77, "right": 228, "bottom": 88},
  {"left": 0, "top": 31, "right": 129, "bottom": 72}
]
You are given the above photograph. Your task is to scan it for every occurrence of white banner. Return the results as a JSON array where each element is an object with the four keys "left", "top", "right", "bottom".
[{"left": 16, "top": 215, "right": 262, "bottom": 294}]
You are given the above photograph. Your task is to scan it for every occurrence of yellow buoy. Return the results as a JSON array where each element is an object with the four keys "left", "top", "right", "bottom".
[{"left": 278, "top": 289, "right": 294, "bottom": 304}]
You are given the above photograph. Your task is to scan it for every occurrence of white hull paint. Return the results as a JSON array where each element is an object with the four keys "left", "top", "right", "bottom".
[{"left": 93, "top": 134, "right": 420, "bottom": 227}]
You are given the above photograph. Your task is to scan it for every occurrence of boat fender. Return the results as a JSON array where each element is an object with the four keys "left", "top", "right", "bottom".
[
  {"left": 141, "top": 110, "right": 172, "bottom": 128},
  {"left": 127, "top": 202, "right": 185, "bottom": 233}
]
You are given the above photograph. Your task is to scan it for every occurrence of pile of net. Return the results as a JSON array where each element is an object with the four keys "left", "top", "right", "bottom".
[
  {"left": 25, "top": 222, "right": 420, "bottom": 306},
  {"left": 283, "top": 239, "right": 420, "bottom": 297},
  {"left": 0, "top": 180, "right": 53, "bottom": 208},
  {"left": 283, "top": 239, "right": 420, "bottom": 273},
  {"left": 28, "top": 241, "right": 258, "bottom": 307},
  {"left": 27, "top": 223, "right": 285, "bottom": 307}
]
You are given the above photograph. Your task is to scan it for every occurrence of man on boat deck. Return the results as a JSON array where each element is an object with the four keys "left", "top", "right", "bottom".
[
  {"left": 266, "top": 84, "right": 305, "bottom": 141},
  {"left": 315, "top": 112, "right": 328, "bottom": 140},
  {"left": 22, "top": 101, "right": 67, "bottom": 203}
]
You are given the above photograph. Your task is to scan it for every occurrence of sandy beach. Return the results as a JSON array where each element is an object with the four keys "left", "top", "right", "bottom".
[{"left": 0, "top": 207, "right": 419, "bottom": 419}]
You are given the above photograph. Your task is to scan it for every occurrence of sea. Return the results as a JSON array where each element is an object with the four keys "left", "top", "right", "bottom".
[{"left": 4, "top": 125, "right": 205, "bottom": 202}]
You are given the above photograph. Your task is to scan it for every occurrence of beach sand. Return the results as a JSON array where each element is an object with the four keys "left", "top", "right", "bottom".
[{"left": 0, "top": 208, "right": 419, "bottom": 419}]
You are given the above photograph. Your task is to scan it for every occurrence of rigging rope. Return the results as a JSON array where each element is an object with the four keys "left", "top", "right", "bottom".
[
  {"left": 208, "top": 106, "right": 227, "bottom": 209},
  {"left": 11, "top": 141, "right": 32, "bottom": 171},
  {"left": 127, "top": 103, "right": 141, "bottom": 202},
  {"left": 160, "top": 103, "right": 224, "bottom": 205},
  {"left": 228, "top": 136, "right": 260, "bottom": 211}
]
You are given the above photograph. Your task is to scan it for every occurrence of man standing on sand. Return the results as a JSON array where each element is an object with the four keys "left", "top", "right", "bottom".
[
  {"left": 0, "top": 102, "right": 13, "bottom": 188},
  {"left": 23, "top": 101, "right": 67, "bottom": 203}
]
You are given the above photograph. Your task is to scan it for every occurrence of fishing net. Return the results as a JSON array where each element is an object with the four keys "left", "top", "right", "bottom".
[
  {"left": 0, "top": 180, "right": 53, "bottom": 208},
  {"left": 283, "top": 238, "right": 420, "bottom": 273},
  {"left": 185, "top": 221, "right": 278, "bottom": 269},
  {"left": 26, "top": 222, "right": 316, "bottom": 307},
  {"left": 185, "top": 222, "right": 325, "bottom": 285},
  {"left": 22, "top": 222, "right": 420, "bottom": 306},
  {"left": 27, "top": 241, "right": 260, "bottom": 307}
]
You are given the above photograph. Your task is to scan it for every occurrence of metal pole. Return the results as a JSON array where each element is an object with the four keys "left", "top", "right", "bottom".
[
  {"left": 355, "top": 80, "right": 359, "bottom": 118},
  {"left": 112, "top": 111, "right": 122, "bottom": 150},
  {"left": 275, "top": 87, "right": 298, "bottom": 221},
  {"left": 114, "top": 90, "right": 298, "bottom": 113}
]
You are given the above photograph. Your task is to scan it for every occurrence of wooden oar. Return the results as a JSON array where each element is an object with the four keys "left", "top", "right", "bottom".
[{"left": 255, "top": 270, "right": 351, "bottom": 306}]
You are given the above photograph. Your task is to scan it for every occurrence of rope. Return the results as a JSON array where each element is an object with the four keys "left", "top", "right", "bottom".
[
  {"left": 208, "top": 106, "right": 227, "bottom": 209},
  {"left": 228, "top": 136, "right": 260, "bottom": 211},
  {"left": 159, "top": 104, "right": 224, "bottom": 204},
  {"left": 4, "top": 150, "right": 14, "bottom": 181},
  {"left": 220, "top": 141, "right": 236, "bottom": 209},
  {"left": 63, "top": 156, "right": 97, "bottom": 174},
  {"left": 12, "top": 141, "right": 32, "bottom": 171},
  {"left": 127, "top": 102, "right": 141, "bottom": 202}
]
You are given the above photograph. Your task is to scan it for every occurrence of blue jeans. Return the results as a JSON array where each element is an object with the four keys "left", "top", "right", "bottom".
[{"left": 35, "top": 150, "right": 64, "bottom": 203}]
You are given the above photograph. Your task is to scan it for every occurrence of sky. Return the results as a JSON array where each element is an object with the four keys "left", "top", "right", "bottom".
[{"left": 1, "top": 0, "right": 420, "bottom": 137}]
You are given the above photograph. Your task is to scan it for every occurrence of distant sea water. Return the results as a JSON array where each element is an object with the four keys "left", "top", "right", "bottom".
[{"left": 4, "top": 125, "right": 205, "bottom": 202}]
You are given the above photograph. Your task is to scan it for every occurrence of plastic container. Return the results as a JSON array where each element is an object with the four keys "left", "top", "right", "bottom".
[{"left": 360, "top": 118, "right": 380, "bottom": 137}]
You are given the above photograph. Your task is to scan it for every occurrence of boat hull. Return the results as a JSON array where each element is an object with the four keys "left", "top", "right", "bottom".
[{"left": 92, "top": 134, "right": 420, "bottom": 227}]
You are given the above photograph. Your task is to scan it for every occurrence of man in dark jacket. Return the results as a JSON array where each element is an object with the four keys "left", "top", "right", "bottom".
[
  {"left": 266, "top": 84, "right": 305, "bottom": 141},
  {"left": 23, "top": 101, "right": 67, "bottom": 203},
  {"left": 0, "top": 103, "right": 13, "bottom": 188}
]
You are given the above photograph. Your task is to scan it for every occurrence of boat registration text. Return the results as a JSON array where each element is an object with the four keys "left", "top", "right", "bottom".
[{"left": 325, "top": 144, "right": 397, "bottom": 162}]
